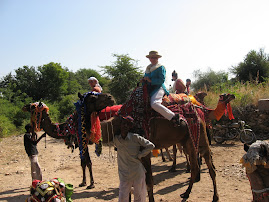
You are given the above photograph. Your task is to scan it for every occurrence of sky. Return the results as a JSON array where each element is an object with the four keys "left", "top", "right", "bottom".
[{"left": 1, "top": 0, "right": 269, "bottom": 87}]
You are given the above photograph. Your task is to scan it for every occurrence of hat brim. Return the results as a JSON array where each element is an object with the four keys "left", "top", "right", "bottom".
[{"left": 146, "top": 55, "right": 162, "bottom": 58}]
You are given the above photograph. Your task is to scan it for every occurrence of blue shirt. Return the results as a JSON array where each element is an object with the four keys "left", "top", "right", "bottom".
[{"left": 144, "top": 65, "right": 169, "bottom": 97}]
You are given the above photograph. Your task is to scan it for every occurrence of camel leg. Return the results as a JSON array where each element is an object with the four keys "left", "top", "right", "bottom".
[
  {"left": 201, "top": 147, "right": 219, "bottom": 202},
  {"left": 142, "top": 153, "right": 154, "bottom": 202},
  {"left": 169, "top": 145, "right": 177, "bottom": 172},
  {"left": 84, "top": 149, "right": 95, "bottom": 189},
  {"left": 160, "top": 149, "right": 166, "bottom": 162},
  {"left": 166, "top": 147, "right": 173, "bottom": 161},
  {"left": 180, "top": 139, "right": 200, "bottom": 199},
  {"left": 79, "top": 158, "right": 87, "bottom": 187}
]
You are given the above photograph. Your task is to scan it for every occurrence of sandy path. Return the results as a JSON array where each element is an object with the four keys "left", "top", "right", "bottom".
[{"left": 0, "top": 133, "right": 253, "bottom": 201}]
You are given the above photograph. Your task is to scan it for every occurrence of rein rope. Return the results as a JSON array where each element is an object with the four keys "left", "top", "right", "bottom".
[{"left": 104, "top": 107, "right": 116, "bottom": 163}]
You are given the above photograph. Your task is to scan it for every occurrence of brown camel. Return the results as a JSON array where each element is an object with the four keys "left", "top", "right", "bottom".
[
  {"left": 101, "top": 112, "right": 218, "bottom": 201},
  {"left": 22, "top": 92, "right": 115, "bottom": 189},
  {"left": 161, "top": 93, "right": 235, "bottom": 173}
]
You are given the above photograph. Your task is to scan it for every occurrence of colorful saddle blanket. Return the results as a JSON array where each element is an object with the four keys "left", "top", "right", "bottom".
[
  {"left": 118, "top": 85, "right": 202, "bottom": 152},
  {"left": 162, "top": 93, "right": 203, "bottom": 107}
]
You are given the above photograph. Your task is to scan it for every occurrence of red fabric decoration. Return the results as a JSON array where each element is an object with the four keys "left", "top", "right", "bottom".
[{"left": 89, "top": 112, "right": 102, "bottom": 144}]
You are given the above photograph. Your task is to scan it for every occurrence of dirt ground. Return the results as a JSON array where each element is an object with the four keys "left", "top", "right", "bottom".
[{"left": 0, "top": 133, "right": 253, "bottom": 202}]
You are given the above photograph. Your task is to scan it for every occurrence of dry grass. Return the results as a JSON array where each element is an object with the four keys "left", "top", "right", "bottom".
[{"left": 202, "top": 81, "right": 269, "bottom": 108}]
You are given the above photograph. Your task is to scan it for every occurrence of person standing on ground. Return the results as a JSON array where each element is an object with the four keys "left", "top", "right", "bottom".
[
  {"left": 88, "top": 77, "right": 102, "bottom": 93},
  {"left": 143, "top": 50, "right": 180, "bottom": 125},
  {"left": 171, "top": 70, "right": 186, "bottom": 94},
  {"left": 186, "top": 78, "right": 191, "bottom": 95},
  {"left": 24, "top": 124, "right": 46, "bottom": 181},
  {"left": 114, "top": 116, "right": 155, "bottom": 202}
]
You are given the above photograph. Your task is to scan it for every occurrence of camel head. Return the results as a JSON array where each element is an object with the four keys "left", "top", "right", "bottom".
[
  {"left": 195, "top": 92, "right": 207, "bottom": 103},
  {"left": 78, "top": 92, "right": 116, "bottom": 113},
  {"left": 219, "top": 93, "right": 235, "bottom": 103},
  {"left": 22, "top": 102, "right": 46, "bottom": 112}
]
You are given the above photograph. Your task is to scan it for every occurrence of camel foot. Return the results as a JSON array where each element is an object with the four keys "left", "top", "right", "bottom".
[
  {"left": 86, "top": 184, "right": 95, "bottom": 189},
  {"left": 213, "top": 194, "right": 219, "bottom": 202},
  {"left": 169, "top": 167, "right": 176, "bottom": 172},
  {"left": 180, "top": 192, "right": 189, "bottom": 199},
  {"left": 79, "top": 182, "right": 86, "bottom": 187}
]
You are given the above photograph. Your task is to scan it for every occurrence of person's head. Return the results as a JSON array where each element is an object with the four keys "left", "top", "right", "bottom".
[
  {"left": 186, "top": 79, "right": 191, "bottom": 86},
  {"left": 146, "top": 51, "right": 161, "bottom": 65},
  {"left": 88, "top": 77, "right": 98, "bottom": 88},
  {"left": 120, "top": 116, "right": 134, "bottom": 138},
  {"left": 25, "top": 124, "right": 32, "bottom": 132},
  {"left": 172, "top": 70, "right": 178, "bottom": 81}
]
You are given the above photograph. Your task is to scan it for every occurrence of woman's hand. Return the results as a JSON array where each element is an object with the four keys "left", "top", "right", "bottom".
[{"left": 143, "top": 77, "right": 151, "bottom": 83}]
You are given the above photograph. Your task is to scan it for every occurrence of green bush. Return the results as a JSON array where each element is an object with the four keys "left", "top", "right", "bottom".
[{"left": 0, "top": 115, "right": 17, "bottom": 138}]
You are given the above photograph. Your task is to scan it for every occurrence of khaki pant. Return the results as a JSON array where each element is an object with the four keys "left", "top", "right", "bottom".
[
  {"left": 29, "top": 155, "right": 42, "bottom": 181},
  {"left": 119, "top": 174, "right": 147, "bottom": 202}
]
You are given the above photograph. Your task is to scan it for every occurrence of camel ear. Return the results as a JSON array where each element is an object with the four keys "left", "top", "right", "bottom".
[
  {"left": 78, "top": 92, "right": 83, "bottom": 101},
  {"left": 38, "top": 102, "right": 42, "bottom": 107},
  {"left": 244, "top": 144, "right": 249, "bottom": 152}
]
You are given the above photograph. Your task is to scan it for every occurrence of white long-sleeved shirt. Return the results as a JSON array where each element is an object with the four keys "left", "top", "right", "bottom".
[{"left": 114, "top": 132, "right": 155, "bottom": 181}]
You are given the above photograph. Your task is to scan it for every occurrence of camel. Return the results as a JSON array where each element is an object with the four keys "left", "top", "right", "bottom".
[
  {"left": 162, "top": 93, "right": 235, "bottom": 172},
  {"left": 241, "top": 141, "right": 269, "bottom": 202},
  {"left": 22, "top": 92, "right": 115, "bottom": 189}
]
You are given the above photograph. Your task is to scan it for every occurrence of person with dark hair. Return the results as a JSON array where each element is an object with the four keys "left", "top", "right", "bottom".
[
  {"left": 186, "top": 79, "right": 191, "bottom": 95},
  {"left": 172, "top": 70, "right": 186, "bottom": 94},
  {"left": 114, "top": 116, "right": 155, "bottom": 202},
  {"left": 24, "top": 124, "right": 46, "bottom": 181}
]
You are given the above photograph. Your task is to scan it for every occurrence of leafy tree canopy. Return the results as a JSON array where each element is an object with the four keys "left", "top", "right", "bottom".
[
  {"left": 192, "top": 68, "right": 228, "bottom": 91},
  {"left": 38, "top": 62, "right": 69, "bottom": 101},
  {"left": 101, "top": 54, "right": 143, "bottom": 104},
  {"left": 74, "top": 68, "right": 108, "bottom": 92},
  {"left": 230, "top": 48, "right": 269, "bottom": 82}
]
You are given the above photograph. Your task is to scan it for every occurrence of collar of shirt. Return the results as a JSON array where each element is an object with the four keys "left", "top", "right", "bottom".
[{"left": 145, "top": 63, "right": 162, "bottom": 73}]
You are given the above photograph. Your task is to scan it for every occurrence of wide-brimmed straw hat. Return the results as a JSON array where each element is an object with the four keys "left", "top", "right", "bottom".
[{"left": 146, "top": 51, "right": 162, "bottom": 58}]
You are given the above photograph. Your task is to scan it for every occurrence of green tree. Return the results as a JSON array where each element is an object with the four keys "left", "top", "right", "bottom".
[
  {"left": 14, "top": 66, "right": 40, "bottom": 100},
  {"left": 38, "top": 62, "right": 69, "bottom": 101},
  {"left": 65, "top": 69, "right": 81, "bottom": 95},
  {"left": 230, "top": 48, "right": 269, "bottom": 82},
  {"left": 74, "top": 68, "right": 108, "bottom": 92},
  {"left": 101, "top": 54, "right": 143, "bottom": 104},
  {"left": 192, "top": 68, "right": 228, "bottom": 91}
]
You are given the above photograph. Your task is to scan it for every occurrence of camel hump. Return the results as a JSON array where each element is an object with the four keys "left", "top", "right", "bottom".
[{"left": 162, "top": 93, "right": 202, "bottom": 106}]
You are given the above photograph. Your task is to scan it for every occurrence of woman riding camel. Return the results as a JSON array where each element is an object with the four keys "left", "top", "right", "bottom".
[
  {"left": 171, "top": 70, "right": 186, "bottom": 94},
  {"left": 143, "top": 50, "right": 180, "bottom": 126},
  {"left": 88, "top": 77, "right": 102, "bottom": 93}
]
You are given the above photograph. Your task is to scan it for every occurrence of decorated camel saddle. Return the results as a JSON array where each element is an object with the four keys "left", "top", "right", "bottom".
[
  {"left": 26, "top": 178, "right": 73, "bottom": 202},
  {"left": 118, "top": 85, "right": 203, "bottom": 140}
]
